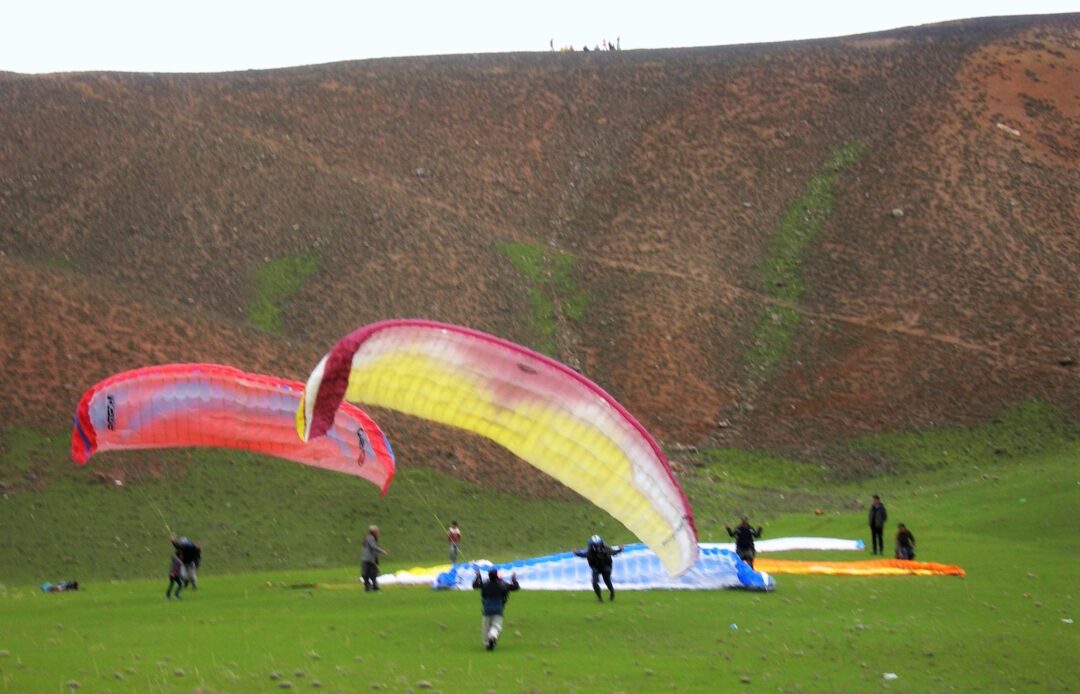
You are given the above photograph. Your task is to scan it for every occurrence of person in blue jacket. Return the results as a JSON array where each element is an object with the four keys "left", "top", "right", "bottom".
[{"left": 472, "top": 568, "right": 520, "bottom": 650}]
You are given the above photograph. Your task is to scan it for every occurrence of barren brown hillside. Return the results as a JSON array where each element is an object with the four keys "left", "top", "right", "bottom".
[{"left": 1, "top": 14, "right": 1077, "bottom": 492}]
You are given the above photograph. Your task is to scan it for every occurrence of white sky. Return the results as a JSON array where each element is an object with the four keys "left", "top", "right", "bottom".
[{"left": 3, "top": 1, "right": 1076, "bottom": 74}]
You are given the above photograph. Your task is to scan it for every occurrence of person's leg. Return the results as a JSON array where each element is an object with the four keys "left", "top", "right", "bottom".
[
  {"left": 364, "top": 562, "right": 379, "bottom": 591},
  {"left": 488, "top": 614, "right": 504, "bottom": 647},
  {"left": 361, "top": 562, "right": 372, "bottom": 591},
  {"left": 590, "top": 569, "right": 602, "bottom": 601},
  {"left": 482, "top": 615, "right": 492, "bottom": 647},
  {"left": 601, "top": 570, "right": 615, "bottom": 600},
  {"left": 449, "top": 543, "right": 458, "bottom": 564},
  {"left": 186, "top": 564, "right": 197, "bottom": 590}
]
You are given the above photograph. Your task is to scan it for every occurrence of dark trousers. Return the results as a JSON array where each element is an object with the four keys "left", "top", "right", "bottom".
[
  {"left": 871, "top": 526, "right": 884, "bottom": 554},
  {"left": 591, "top": 569, "right": 614, "bottom": 600},
  {"left": 166, "top": 576, "right": 183, "bottom": 599},
  {"left": 361, "top": 561, "right": 380, "bottom": 591}
]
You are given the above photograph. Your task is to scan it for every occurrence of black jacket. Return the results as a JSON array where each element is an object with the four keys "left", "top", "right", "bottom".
[
  {"left": 727, "top": 524, "right": 762, "bottom": 551},
  {"left": 574, "top": 544, "right": 623, "bottom": 571},
  {"left": 172, "top": 539, "right": 200, "bottom": 565},
  {"left": 869, "top": 502, "right": 888, "bottom": 529}
]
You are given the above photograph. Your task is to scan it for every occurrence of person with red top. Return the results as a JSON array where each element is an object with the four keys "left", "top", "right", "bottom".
[{"left": 447, "top": 521, "right": 462, "bottom": 564}]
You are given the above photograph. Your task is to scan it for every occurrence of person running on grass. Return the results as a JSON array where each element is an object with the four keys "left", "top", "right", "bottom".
[{"left": 472, "top": 567, "right": 520, "bottom": 650}]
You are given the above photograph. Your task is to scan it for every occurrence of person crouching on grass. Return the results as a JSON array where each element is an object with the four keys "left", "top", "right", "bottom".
[{"left": 472, "top": 568, "right": 520, "bottom": 651}]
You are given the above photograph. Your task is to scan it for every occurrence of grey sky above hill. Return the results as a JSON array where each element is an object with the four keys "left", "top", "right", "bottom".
[{"left": 4, "top": 0, "right": 1076, "bottom": 74}]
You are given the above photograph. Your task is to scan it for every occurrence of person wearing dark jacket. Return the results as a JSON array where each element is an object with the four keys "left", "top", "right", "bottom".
[
  {"left": 726, "top": 517, "right": 763, "bottom": 568},
  {"left": 895, "top": 523, "right": 916, "bottom": 560},
  {"left": 170, "top": 535, "right": 202, "bottom": 589},
  {"left": 573, "top": 535, "right": 623, "bottom": 602},
  {"left": 166, "top": 550, "right": 184, "bottom": 600},
  {"left": 868, "top": 495, "right": 888, "bottom": 555},
  {"left": 472, "top": 568, "right": 520, "bottom": 650}
]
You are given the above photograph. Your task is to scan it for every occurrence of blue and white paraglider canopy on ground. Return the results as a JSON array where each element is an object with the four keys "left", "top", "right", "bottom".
[
  {"left": 378, "top": 538, "right": 866, "bottom": 591},
  {"left": 434, "top": 543, "right": 775, "bottom": 591}
]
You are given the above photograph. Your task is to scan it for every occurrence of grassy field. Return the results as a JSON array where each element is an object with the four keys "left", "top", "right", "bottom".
[{"left": 1, "top": 411, "right": 1077, "bottom": 692}]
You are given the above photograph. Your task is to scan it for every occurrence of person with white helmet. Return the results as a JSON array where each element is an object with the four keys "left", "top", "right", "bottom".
[{"left": 572, "top": 535, "right": 623, "bottom": 602}]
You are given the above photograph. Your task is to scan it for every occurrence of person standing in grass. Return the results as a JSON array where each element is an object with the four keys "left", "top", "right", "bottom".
[
  {"left": 573, "top": 535, "right": 623, "bottom": 602},
  {"left": 166, "top": 549, "right": 184, "bottom": 600},
  {"left": 726, "top": 517, "right": 763, "bottom": 568},
  {"left": 868, "top": 494, "right": 888, "bottom": 555},
  {"left": 895, "top": 523, "right": 916, "bottom": 560},
  {"left": 472, "top": 568, "right": 520, "bottom": 650},
  {"left": 447, "top": 520, "right": 462, "bottom": 564},
  {"left": 361, "top": 525, "right": 389, "bottom": 592}
]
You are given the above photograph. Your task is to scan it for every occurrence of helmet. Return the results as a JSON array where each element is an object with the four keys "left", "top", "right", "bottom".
[{"left": 589, "top": 535, "right": 603, "bottom": 547}]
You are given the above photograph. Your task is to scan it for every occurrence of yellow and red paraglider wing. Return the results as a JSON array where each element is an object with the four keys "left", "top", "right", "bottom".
[
  {"left": 72, "top": 363, "right": 394, "bottom": 494},
  {"left": 298, "top": 319, "right": 697, "bottom": 576}
]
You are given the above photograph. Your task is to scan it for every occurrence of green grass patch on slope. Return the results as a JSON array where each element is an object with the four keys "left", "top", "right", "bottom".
[
  {"left": 497, "top": 241, "right": 589, "bottom": 356},
  {"left": 247, "top": 252, "right": 319, "bottom": 333},
  {"left": 745, "top": 140, "right": 865, "bottom": 379},
  {"left": 849, "top": 399, "right": 1076, "bottom": 472}
]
